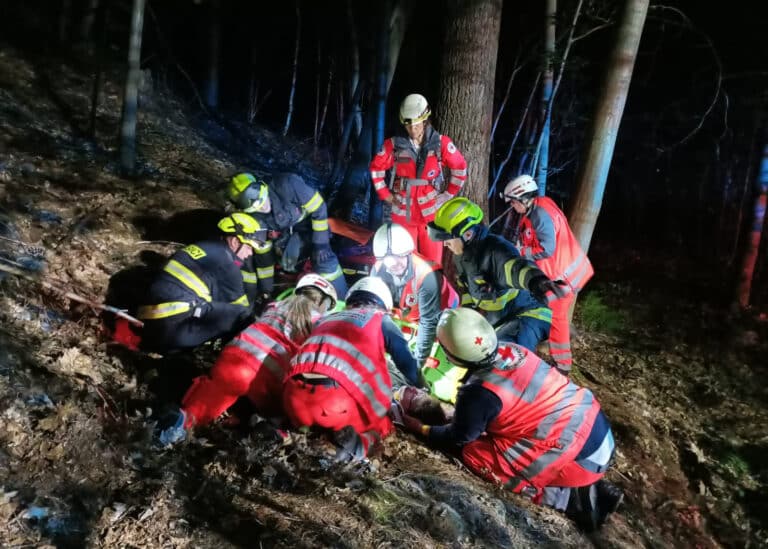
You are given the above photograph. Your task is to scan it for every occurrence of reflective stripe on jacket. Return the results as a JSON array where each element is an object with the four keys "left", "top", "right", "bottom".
[
  {"left": 288, "top": 308, "right": 392, "bottom": 421},
  {"left": 518, "top": 196, "right": 593, "bottom": 293},
  {"left": 369, "top": 126, "right": 467, "bottom": 223},
  {"left": 469, "top": 344, "right": 600, "bottom": 490}
]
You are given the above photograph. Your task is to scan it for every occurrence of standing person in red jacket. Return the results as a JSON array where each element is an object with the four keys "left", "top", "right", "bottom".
[
  {"left": 502, "top": 175, "right": 594, "bottom": 374},
  {"left": 369, "top": 93, "right": 467, "bottom": 265},
  {"left": 283, "top": 276, "right": 421, "bottom": 462},
  {"left": 396, "top": 308, "right": 622, "bottom": 532},
  {"left": 155, "top": 274, "right": 337, "bottom": 446}
]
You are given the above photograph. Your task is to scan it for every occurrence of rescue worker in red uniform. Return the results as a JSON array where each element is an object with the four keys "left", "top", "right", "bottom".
[
  {"left": 155, "top": 274, "right": 338, "bottom": 446},
  {"left": 282, "top": 277, "right": 421, "bottom": 462},
  {"left": 228, "top": 172, "right": 348, "bottom": 298},
  {"left": 136, "top": 213, "right": 270, "bottom": 354},
  {"left": 370, "top": 222, "right": 459, "bottom": 365},
  {"left": 429, "top": 197, "right": 566, "bottom": 353},
  {"left": 502, "top": 175, "right": 594, "bottom": 373},
  {"left": 397, "top": 307, "right": 623, "bottom": 532},
  {"left": 369, "top": 93, "right": 467, "bottom": 265}
]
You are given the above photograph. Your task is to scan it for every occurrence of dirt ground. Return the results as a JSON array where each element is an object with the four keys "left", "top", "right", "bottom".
[{"left": 1, "top": 44, "right": 766, "bottom": 548}]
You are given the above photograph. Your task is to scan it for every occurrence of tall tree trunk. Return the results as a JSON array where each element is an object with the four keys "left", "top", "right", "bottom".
[
  {"left": 119, "top": 0, "right": 146, "bottom": 175},
  {"left": 283, "top": 1, "right": 301, "bottom": 137},
  {"left": 436, "top": 0, "right": 503, "bottom": 214},
  {"left": 568, "top": 0, "right": 648, "bottom": 252},
  {"left": 386, "top": 2, "right": 412, "bottom": 93},
  {"left": 737, "top": 141, "right": 768, "bottom": 308},
  {"left": 205, "top": 0, "right": 221, "bottom": 109},
  {"left": 536, "top": 0, "right": 556, "bottom": 194},
  {"left": 89, "top": 1, "right": 109, "bottom": 138}
]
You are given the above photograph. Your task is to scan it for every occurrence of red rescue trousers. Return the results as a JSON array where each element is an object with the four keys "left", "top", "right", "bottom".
[
  {"left": 548, "top": 292, "right": 576, "bottom": 371},
  {"left": 461, "top": 435, "right": 605, "bottom": 503},
  {"left": 282, "top": 376, "right": 394, "bottom": 453},
  {"left": 394, "top": 216, "right": 444, "bottom": 267},
  {"left": 181, "top": 346, "right": 283, "bottom": 427}
]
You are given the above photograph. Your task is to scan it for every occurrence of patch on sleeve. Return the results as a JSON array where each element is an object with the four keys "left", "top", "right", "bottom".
[
  {"left": 183, "top": 244, "right": 207, "bottom": 260},
  {"left": 447, "top": 142, "right": 457, "bottom": 154}
]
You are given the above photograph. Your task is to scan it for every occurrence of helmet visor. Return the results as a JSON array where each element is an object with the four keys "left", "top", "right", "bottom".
[{"left": 427, "top": 222, "right": 453, "bottom": 242}]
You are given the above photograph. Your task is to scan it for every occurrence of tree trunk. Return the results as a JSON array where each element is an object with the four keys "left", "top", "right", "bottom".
[
  {"left": 436, "top": 0, "right": 503, "bottom": 214},
  {"left": 737, "top": 141, "right": 768, "bottom": 308},
  {"left": 386, "top": 2, "right": 412, "bottom": 93},
  {"left": 536, "top": 0, "right": 556, "bottom": 194},
  {"left": 282, "top": 1, "right": 301, "bottom": 137},
  {"left": 204, "top": 0, "right": 221, "bottom": 109},
  {"left": 568, "top": 0, "right": 648, "bottom": 252},
  {"left": 119, "top": 0, "right": 146, "bottom": 175},
  {"left": 89, "top": 1, "right": 109, "bottom": 138}
]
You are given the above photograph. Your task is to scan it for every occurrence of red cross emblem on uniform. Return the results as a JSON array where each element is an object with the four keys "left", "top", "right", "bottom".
[{"left": 474, "top": 336, "right": 483, "bottom": 345}]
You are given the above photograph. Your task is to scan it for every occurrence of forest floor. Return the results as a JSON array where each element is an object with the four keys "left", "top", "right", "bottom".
[{"left": 1, "top": 43, "right": 767, "bottom": 549}]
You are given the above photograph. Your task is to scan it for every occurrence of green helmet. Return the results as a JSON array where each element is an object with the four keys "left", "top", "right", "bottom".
[
  {"left": 217, "top": 212, "right": 270, "bottom": 251},
  {"left": 228, "top": 173, "right": 269, "bottom": 213},
  {"left": 427, "top": 197, "right": 484, "bottom": 241}
]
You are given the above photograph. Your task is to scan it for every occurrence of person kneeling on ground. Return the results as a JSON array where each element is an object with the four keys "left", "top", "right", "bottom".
[
  {"left": 396, "top": 307, "right": 623, "bottom": 532},
  {"left": 136, "top": 213, "right": 271, "bottom": 354},
  {"left": 156, "top": 274, "right": 338, "bottom": 446},
  {"left": 282, "top": 276, "right": 422, "bottom": 462}
]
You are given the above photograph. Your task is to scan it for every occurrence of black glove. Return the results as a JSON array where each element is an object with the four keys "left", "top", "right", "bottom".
[
  {"left": 312, "top": 244, "right": 334, "bottom": 265},
  {"left": 529, "top": 276, "right": 569, "bottom": 304}
]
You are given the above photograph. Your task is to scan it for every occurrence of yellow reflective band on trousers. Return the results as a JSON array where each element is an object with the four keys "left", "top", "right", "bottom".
[
  {"left": 137, "top": 301, "right": 191, "bottom": 320},
  {"left": 231, "top": 294, "right": 249, "bottom": 306},
  {"left": 476, "top": 289, "right": 518, "bottom": 312},
  {"left": 311, "top": 218, "right": 329, "bottom": 232},
  {"left": 303, "top": 192, "right": 324, "bottom": 213},
  {"left": 242, "top": 270, "right": 258, "bottom": 284},
  {"left": 164, "top": 260, "right": 212, "bottom": 301},
  {"left": 320, "top": 264, "right": 344, "bottom": 282},
  {"left": 519, "top": 307, "right": 552, "bottom": 323},
  {"left": 461, "top": 293, "right": 474, "bottom": 306}
]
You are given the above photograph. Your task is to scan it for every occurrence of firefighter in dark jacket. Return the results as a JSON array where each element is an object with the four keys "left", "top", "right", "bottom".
[
  {"left": 428, "top": 197, "right": 566, "bottom": 354},
  {"left": 137, "top": 213, "right": 270, "bottom": 353},
  {"left": 227, "top": 172, "right": 348, "bottom": 297}
]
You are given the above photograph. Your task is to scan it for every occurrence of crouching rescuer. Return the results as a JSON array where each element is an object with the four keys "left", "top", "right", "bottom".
[
  {"left": 282, "top": 276, "right": 422, "bottom": 462},
  {"left": 396, "top": 307, "right": 623, "bottom": 532},
  {"left": 136, "top": 213, "right": 270, "bottom": 354}
]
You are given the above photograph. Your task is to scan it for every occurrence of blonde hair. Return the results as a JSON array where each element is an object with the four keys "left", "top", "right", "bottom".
[{"left": 281, "top": 286, "right": 329, "bottom": 341}]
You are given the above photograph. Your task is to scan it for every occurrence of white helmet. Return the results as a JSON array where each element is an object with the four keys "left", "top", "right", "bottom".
[
  {"left": 372, "top": 223, "right": 415, "bottom": 258},
  {"left": 437, "top": 308, "right": 498, "bottom": 366},
  {"left": 296, "top": 273, "right": 338, "bottom": 309},
  {"left": 345, "top": 276, "right": 393, "bottom": 311},
  {"left": 399, "top": 94, "right": 431, "bottom": 125},
  {"left": 502, "top": 175, "right": 538, "bottom": 202}
]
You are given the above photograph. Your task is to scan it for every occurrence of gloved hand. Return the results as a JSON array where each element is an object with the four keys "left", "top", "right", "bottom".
[
  {"left": 529, "top": 275, "right": 569, "bottom": 304},
  {"left": 312, "top": 244, "right": 334, "bottom": 264},
  {"left": 156, "top": 408, "right": 188, "bottom": 447}
]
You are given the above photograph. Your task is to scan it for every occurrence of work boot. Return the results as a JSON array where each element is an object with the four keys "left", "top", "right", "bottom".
[
  {"left": 596, "top": 480, "right": 624, "bottom": 519},
  {"left": 566, "top": 480, "right": 624, "bottom": 532},
  {"left": 332, "top": 426, "right": 367, "bottom": 463},
  {"left": 155, "top": 407, "right": 188, "bottom": 447}
]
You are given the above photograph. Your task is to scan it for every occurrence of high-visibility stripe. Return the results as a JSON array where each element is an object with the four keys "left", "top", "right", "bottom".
[
  {"left": 374, "top": 181, "right": 387, "bottom": 190},
  {"left": 294, "top": 348, "right": 390, "bottom": 417},
  {"left": 371, "top": 170, "right": 386, "bottom": 179},
  {"left": 231, "top": 294, "right": 249, "bottom": 306},
  {"left": 567, "top": 258, "right": 591, "bottom": 291},
  {"left": 231, "top": 327, "right": 287, "bottom": 379},
  {"left": 164, "top": 260, "right": 211, "bottom": 301},
  {"left": 242, "top": 270, "right": 258, "bottom": 284},
  {"left": 476, "top": 290, "right": 517, "bottom": 312},
  {"left": 319, "top": 264, "right": 344, "bottom": 282},
  {"left": 549, "top": 341, "right": 570, "bottom": 350},
  {"left": 449, "top": 175, "right": 464, "bottom": 185},
  {"left": 303, "top": 192, "right": 324, "bottom": 213},
  {"left": 417, "top": 190, "right": 439, "bottom": 204},
  {"left": 517, "top": 265, "right": 535, "bottom": 289},
  {"left": 519, "top": 307, "right": 552, "bottom": 323},
  {"left": 451, "top": 168, "right": 467, "bottom": 177},
  {"left": 460, "top": 293, "right": 474, "bottom": 305},
  {"left": 421, "top": 205, "right": 437, "bottom": 216},
  {"left": 312, "top": 219, "right": 329, "bottom": 232},
  {"left": 254, "top": 241, "right": 273, "bottom": 254},
  {"left": 391, "top": 205, "right": 407, "bottom": 216},
  {"left": 256, "top": 265, "right": 275, "bottom": 279},
  {"left": 481, "top": 361, "right": 551, "bottom": 405},
  {"left": 136, "top": 301, "right": 191, "bottom": 319}
]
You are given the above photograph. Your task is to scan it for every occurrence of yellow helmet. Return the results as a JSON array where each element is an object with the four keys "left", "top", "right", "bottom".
[
  {"left": 427, "top": 197, "right": 484, "bottom": 241},
  {"left": 228, "top": 173, "right": 269, "bottom": 213},
  {"left": 217, "top": 212, "right": 270, "bottom": 251}
]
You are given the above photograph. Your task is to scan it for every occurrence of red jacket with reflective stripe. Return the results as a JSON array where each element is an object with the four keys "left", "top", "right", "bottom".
[
  {"left": 223, "top": 301, "right": 308, "bottom": 384},
  {"left": 287, "top": 308, "right": 392, "bottom": 422},
  {"left": 469, "top": 344, "right": 600, "bottom": 486},
  {"left": 369, "top": 127, "right": 467, "bottom": 222},
  {"left": 518, "top": 196, "right": 593, "bottom": 293}
]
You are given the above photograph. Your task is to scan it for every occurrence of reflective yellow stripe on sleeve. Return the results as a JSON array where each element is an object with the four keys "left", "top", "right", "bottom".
[
  {"left": 242, "top": 271, "right": 258, "bottom": 284},
  {"left": 231, "top": 294, "right": 249, "bottom": 306},
  {"left": 519, "top": 307, "right": 553, "bottom": 323},
  {"left": 164, "top": 260, "right": 212, "bottom": 302},
  {"left": 254, "top": 241, "right": 273, "bottom": 254},
  {"left": 477, "top": 290, "right": 518, "bottom": 312},
  {"left": 137, "top": 301, "right": 191, "bottom": 320},
  {"left": 256, "top": 265, "right": 275, "bottom": 279},
  {"left": 311, "top": 218, "right": 329, "bottom": 232},
  {"left": 303, "top": 191, "right": 324, "bottom": 213}
]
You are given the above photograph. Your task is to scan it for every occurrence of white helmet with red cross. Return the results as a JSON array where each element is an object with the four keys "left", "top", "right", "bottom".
[
  {"left": 503, "top": 174, "right": 539, "bottom": 202},
  {"left": 437, "top": 307, "right": 498, "bottom": 367}
]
